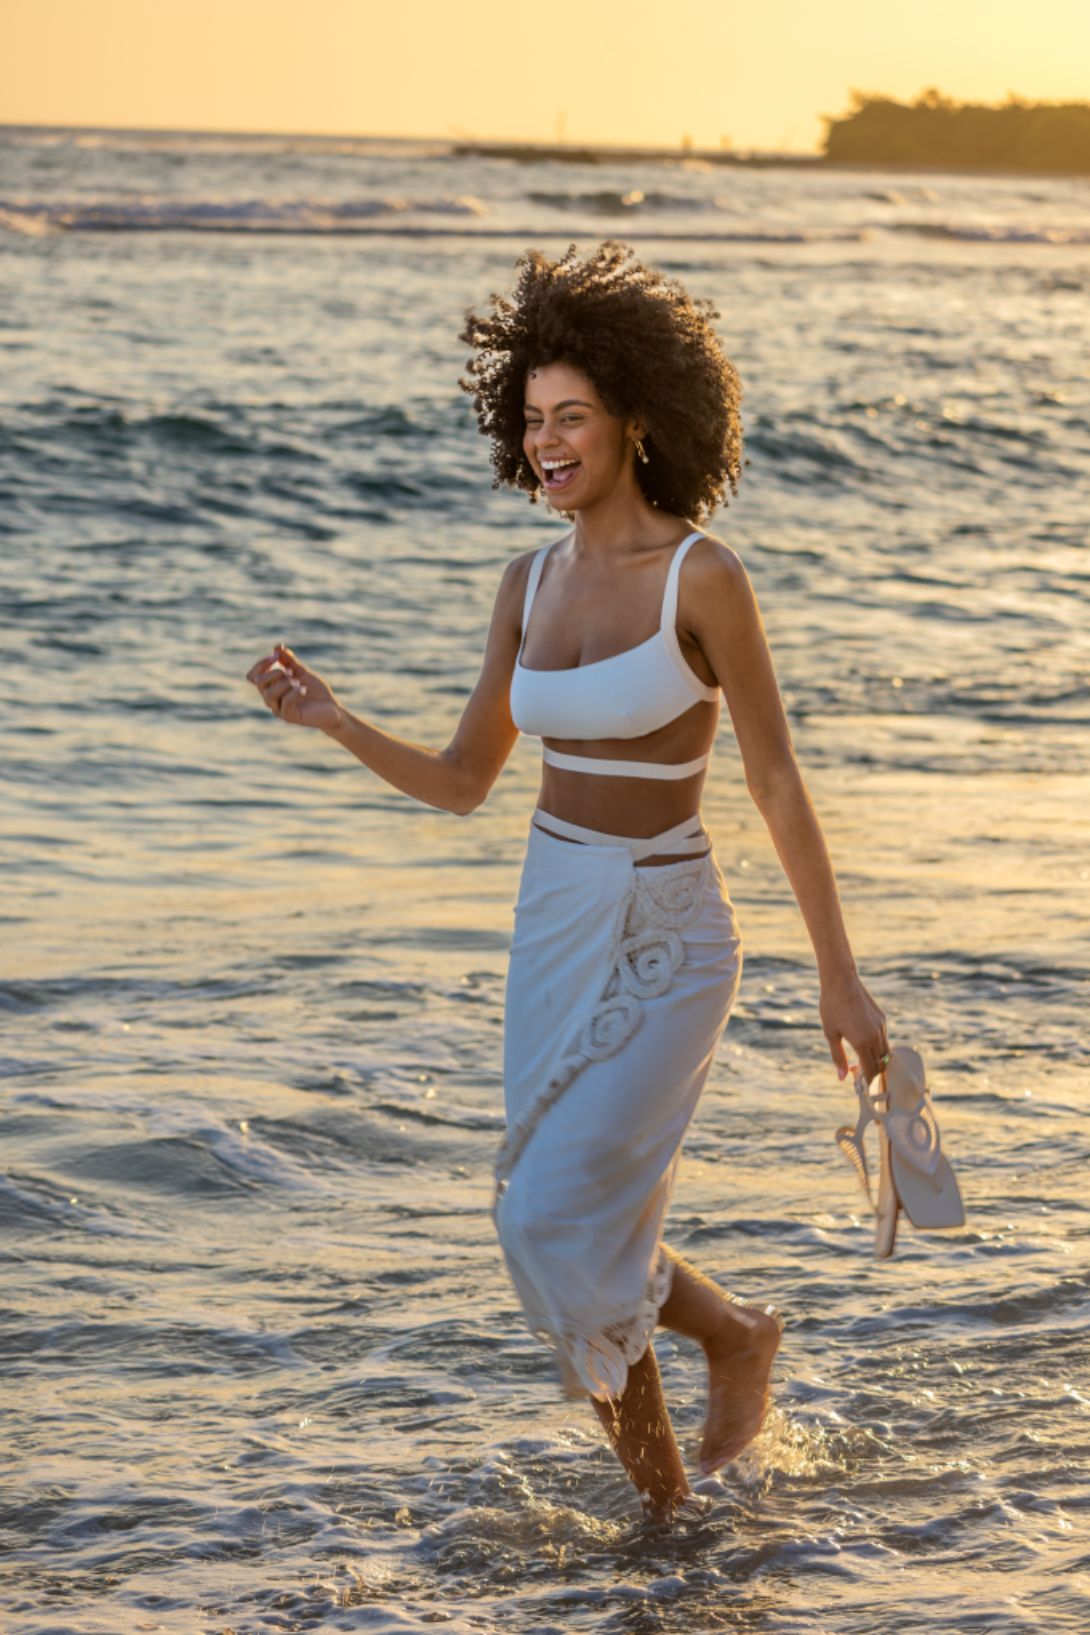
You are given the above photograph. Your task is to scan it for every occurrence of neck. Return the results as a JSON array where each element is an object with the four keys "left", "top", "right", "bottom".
[{"left": 568, "top": 473, "right": 673, "bottom": 555}]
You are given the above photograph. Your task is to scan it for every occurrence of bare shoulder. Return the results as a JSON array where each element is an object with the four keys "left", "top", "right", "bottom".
[
  {"left": 686, "top": 531, "right": 747, "bottom": 583},
  {"left": 497, "top": 534, "right": 566, "bottom": 611},
  {"left": 491, "top": 539, "right": 555, "bottom": 643},
  {"left": 681, "top": 532, "right": 755, "bottom": 621},
  {"left": 496, "top": 546, "right": 538, "bottom": 610},
  {"left": 502, "top": 547, "right": 539, "bottom": 581}
]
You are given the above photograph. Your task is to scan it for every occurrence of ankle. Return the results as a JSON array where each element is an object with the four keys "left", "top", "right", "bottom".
[
  {"left": 640, "top": 1478, "right": 691, "bottom": 1520},
  {"left": 704, "top": 1300, "right": 770, "bottom": 1358}
]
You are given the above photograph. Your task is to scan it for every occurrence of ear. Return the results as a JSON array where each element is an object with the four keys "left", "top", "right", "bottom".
[{"left": 625, "top": 415, "right": 647, "bottom": 444}]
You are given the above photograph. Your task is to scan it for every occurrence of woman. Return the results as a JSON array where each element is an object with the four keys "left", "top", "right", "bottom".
[{"left": 247, "top": 243, "right": 888, "bottom": 1520}]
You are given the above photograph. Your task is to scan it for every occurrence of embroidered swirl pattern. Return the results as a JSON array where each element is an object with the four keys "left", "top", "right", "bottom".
[{"left": 887, "top": 1096, "right": 941, "bottom": 1175}]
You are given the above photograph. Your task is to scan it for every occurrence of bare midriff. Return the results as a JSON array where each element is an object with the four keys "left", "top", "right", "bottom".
[{"left": 536, "top": 698, "right": 719, "bottom": 867}]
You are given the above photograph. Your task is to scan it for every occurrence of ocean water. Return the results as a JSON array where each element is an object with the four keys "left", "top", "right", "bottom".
[{"left": 1, "top": 127, "right": 1089, "bottom": 1634}]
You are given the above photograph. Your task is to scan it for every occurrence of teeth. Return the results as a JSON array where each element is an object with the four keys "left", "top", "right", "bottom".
[{"left": 542, "top": 459, "right": 577, "bottom": 471}]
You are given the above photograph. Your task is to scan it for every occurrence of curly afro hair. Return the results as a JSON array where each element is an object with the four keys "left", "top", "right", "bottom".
[{"left": 459, "top": 241, "right": 742, "bottom": 522}]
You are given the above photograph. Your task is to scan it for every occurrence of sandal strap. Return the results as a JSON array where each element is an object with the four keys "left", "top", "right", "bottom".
[{"left": 833, "top": 1069, "right": 887, "bottom": 1209}]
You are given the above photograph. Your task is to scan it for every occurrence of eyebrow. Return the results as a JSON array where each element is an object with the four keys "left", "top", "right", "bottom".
[{"left": 524, "top": 398, "right": 595, "bottom": 413}]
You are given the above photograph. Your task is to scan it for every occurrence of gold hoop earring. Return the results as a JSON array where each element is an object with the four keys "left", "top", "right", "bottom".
[{"left": 634, "top": 438, "right": 649, "bottom": 465}]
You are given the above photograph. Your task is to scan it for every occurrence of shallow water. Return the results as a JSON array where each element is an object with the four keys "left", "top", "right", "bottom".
[{"left": 1, "top": 129, "right": 1089, "bottom": 1633}]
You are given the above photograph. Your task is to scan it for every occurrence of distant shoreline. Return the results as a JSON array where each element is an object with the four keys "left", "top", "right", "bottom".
[
  {"left": 823, "top": 93, "right": 1090, "bottom": 177},
  {"left": 2, "top": 122, "right": 1088, "bottom": 180}
]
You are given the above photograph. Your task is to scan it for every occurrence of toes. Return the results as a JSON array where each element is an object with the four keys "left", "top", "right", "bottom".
[
  {"left": 698, "top": 1309, "right": 782, "bottom": 1473},
  {"left": 699, "top": 1400, "right": 769, "bottom": 1473}
]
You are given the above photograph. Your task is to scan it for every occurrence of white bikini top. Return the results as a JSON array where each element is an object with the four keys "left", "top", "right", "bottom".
[{"left": 510, "top": 531, "right": 719, "bottom": 780}]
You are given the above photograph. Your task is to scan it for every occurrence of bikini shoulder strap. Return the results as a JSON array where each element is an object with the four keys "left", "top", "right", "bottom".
[
  {"left": 660, "top": 531, "right": 706, "bottom": 631},
  {"left": 519, "top": 546, "right": 550, "bottom": 649},
  {"left": 519, "top": 532, "right": 571, "bottom": 651},
  {"left": 659, "top": 530, "right": 719, "bottom": 702}
]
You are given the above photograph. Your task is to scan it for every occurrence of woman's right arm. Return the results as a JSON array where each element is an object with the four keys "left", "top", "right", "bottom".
[{"left": 246, "top": 555, "right": 529, "bottom": 815}]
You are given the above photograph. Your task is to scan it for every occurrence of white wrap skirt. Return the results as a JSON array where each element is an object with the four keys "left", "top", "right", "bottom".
[{"left": 495, "top": 814, "right": 742, "bottom": 1401}]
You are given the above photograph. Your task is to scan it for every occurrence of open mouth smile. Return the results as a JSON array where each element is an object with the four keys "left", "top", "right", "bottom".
[{"left": 540, "top": 457, "right": 581, "bottom": 491}]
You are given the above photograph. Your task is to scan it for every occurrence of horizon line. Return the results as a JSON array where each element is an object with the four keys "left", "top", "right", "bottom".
[{"left": 0, "top": 120, "right": 817, "bottom": 159}]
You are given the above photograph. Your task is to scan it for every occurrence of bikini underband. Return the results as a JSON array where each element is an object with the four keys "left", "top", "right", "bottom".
[{"left": 541, "top": 746, "right": 710, "bottom": 781}]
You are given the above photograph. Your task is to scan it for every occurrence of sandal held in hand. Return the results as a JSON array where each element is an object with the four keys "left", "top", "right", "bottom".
[{"left": 835, "top": 1045, "right": 965, "bottom": 1259}]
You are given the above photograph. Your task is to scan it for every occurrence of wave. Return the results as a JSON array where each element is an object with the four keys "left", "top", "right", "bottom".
[
  {"left": 3, "top": 195, "right": 1083, "bottom": 249},
  {"left": 526, "top": 192, "right": 1090, "bottom": 245},
  {"left": 1, "top": 124, "right": 449, "bottom": 160},
  {"left": 892, "top": 220, "right": 1090, "bottom": 244},
  {"left": 527, "top": 188, "right": 711, "bottom": 214},
  {"left": 0, "top": 195, "right": 865, "bottom": 243},
  {"left": 0, "top": 194, "right": 488, "bottom": 235}
]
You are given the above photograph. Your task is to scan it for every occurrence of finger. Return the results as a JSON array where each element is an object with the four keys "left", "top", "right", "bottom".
[
  {"left": 861, "top": 1040, "right": 890, "bottom": 1082},
  {"left": 273, "top": 644, "right": 305, "bottom": 674},
  {"left": 261, "top": 669, "right": 306, "bottom": 696},
  {"left": 259, "top": 677, "right": 295, "bottom": 711},
  {"left": 246, "top": 655, "right": 279, "bottom": 683},
  {"left": 270, "top": 656, "right": 312, "bottom": 693},
  {"left": 250, "top": 656, "right": 295, "bottom": 685},
  {"left": 826, "top": 1030, "right": 850, "bottom": 1082}
]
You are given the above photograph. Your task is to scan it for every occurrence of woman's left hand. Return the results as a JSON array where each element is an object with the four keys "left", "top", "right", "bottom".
[{"left": 819, "top": 971, "right": 889, "bottom": 1084}]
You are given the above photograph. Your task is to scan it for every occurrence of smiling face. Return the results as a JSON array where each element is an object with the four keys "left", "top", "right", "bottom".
[{"left": 523, "top": 361, "right": 642, "bottom": 511}]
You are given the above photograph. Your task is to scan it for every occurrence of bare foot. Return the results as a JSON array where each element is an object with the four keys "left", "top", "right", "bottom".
[
  {"left": 641, "top": 1490, "right": 711, "bottom": 1525},
  {"left": 699, "top": 1304, "right": 781, "bottom": 1474}
]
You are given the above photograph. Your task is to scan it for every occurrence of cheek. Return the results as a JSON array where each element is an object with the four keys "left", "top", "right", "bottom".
[{"left": 575, "top": 426, "right": 610, "bottom": 467}]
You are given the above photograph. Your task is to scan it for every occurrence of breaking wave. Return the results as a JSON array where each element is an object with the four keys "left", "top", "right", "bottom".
[
  {"left": 527, "top": 188, "right": 711, "bottom": 214},
  {"left": 891, "top": 220, "right": 1090, "bottom": 244},
  {"left": 0, "top": 194, "right": 488, "bottom": 235}
]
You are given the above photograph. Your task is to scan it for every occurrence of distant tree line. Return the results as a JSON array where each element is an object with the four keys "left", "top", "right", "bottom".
[{"left": 823, "top": 89, "right": 1090, "bottom": 173}]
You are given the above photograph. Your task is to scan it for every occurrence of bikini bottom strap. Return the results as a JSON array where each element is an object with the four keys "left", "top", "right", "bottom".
[{"left": 531, "top": 809, "right": 708, "bottom": 863}]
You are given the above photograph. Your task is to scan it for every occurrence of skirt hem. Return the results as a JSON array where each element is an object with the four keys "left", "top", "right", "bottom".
[{"left": 530, "top": 1244, "right": 676, "bottom": 1402}]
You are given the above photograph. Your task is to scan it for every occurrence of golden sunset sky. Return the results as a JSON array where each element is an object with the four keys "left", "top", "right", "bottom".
[{"left": 2, "top": 0, "right": 1087, "bottom": 152}]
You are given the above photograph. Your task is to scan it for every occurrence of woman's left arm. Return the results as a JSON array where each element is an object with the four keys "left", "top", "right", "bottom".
[{"left": 686, "top": 540, "right": 889, "bottom": 1083}]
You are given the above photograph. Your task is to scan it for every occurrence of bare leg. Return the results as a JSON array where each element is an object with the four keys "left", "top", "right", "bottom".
[
  {"left": 591, "top": 1343, "right": 690, "bottom": 1518},
  {"left": 657, "top": 1247, "right": 781, "bottom": 1474}
]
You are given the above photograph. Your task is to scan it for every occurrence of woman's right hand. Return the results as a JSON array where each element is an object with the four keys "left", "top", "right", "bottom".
[{"left": 246, "top": 645, "right": 341, "bottom": 734}]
